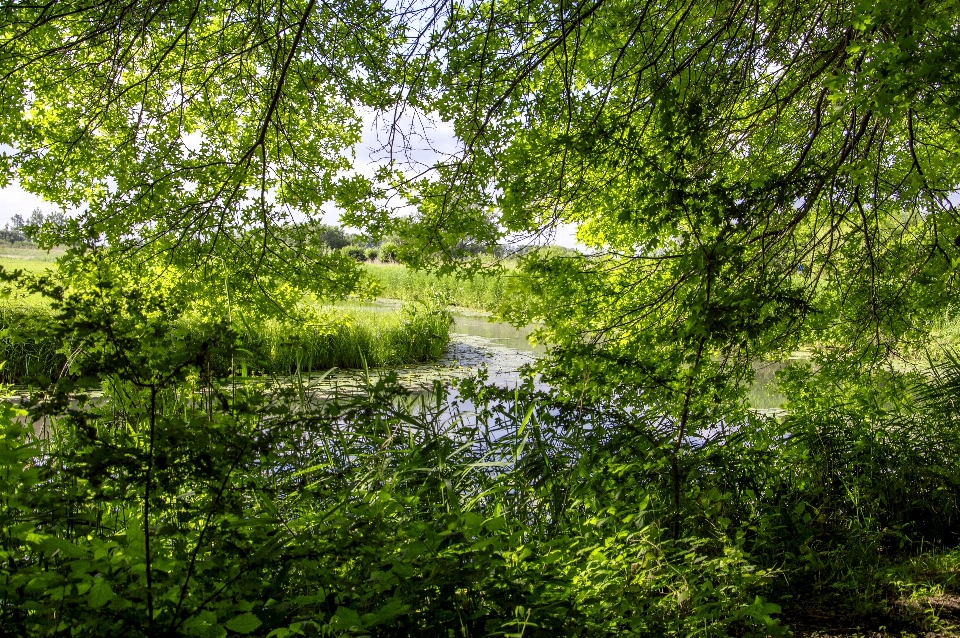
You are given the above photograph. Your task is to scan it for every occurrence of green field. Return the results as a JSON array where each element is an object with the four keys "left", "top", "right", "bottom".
[{"left": 0, "top": 249, "right": 510, "bottom": 312}]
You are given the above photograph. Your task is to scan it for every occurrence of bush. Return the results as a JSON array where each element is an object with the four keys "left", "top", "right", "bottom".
[
  {"left": 365, "top": 247, "right": 379, "bottom": 261},
  {"left": 342, "top": 245, "right": 367, "bottom": 261},
  {"left": 379, "top": 241, "right": 399, "bottom": 262}
]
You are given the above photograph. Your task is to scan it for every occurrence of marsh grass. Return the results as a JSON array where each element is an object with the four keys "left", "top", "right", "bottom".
[
  {"left": 234, "top": 303, "right": 451, "bottom": 374},
  {"left": 365, "top": 262, "right": 510, "bottom": 311},
  {"left": 0, "top": 301, "right": 451, "bottom": 385},
  {"left": 0, "top": 302, "right": 66, "bottom": 385}
]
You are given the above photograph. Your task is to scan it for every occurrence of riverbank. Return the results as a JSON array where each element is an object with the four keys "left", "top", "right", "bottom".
[{"left": 0, "top": 300, "right": 452, "bottom": 385}]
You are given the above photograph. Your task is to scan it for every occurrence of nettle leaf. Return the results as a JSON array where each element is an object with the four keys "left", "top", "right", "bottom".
[
  {"left": 88, "top": 579, "right": 115, "bottom": 609},
  {"left": 330, "top": 606, "right": 363, "bottom": 631},
  {"left": 225, "top": 612, "right": 263, "bottom": 634}
]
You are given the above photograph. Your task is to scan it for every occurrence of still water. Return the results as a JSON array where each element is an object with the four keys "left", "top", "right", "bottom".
[{"left": 312, "top": 302, "right": 788, "bottom": 413}]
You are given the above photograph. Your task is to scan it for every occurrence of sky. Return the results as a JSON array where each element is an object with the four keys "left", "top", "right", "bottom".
[{"left": 0, "top": 182, "right": 54, "bottom": 227}]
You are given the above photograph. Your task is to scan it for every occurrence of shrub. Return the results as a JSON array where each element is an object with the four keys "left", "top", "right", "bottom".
[
  {"left": 342, "top": 245, "right": 367, "bottom": 261},
  {"left": 365, "top": 247, "right": 379, "bottom": 261},
  {"left": 379, "top": 241, "right": 399, "bottom": 262}
]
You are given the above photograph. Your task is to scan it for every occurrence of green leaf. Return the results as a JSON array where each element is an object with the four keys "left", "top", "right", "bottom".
[
  {"left": 330, "top": 606, "right": 363, "bottom": 630},
  {"left": 88, "top": 580, "right": 115, "bottom": 609},
  {"left": 225, "top": 613, "right": 263, "bottom": 634}
]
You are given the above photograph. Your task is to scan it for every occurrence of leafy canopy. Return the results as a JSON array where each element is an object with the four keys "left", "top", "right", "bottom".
[
  {"left": 4, "top": 0, "right": 960, "bottom": 399},
  {"left": 393, "top": 0, "right": 960, "bottom": 408},
  {"left": 0, "top": 0, "right": 408, "bottom": 306}
]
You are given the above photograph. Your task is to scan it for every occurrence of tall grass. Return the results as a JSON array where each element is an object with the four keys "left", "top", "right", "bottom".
[
  {"left": 364, "top": 262, "right": 510, "bottom": 311},
  {"left": 0, "top": 301, "right": 451, "bottom": 385},
  {"left": 0, "top": 303, "right": 66, "bottom": 384},
  {"left": 235, "top": 303, "right": 451, "bottom": 374}
]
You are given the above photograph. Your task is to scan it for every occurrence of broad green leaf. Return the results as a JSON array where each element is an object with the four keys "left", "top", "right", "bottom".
[
  {"left": 88, "top": 580, "right": 114, "bottom": 609},
  {"left": 225, "top": 613, "right": 262, "bottom": 634}
]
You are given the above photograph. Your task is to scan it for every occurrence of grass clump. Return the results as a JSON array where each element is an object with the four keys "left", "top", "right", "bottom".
[{"left": 236, "top": 302, "right": 451, "bottom": 374}]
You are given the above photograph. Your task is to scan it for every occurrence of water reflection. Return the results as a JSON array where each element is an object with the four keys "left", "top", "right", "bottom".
[{"left": 321, "top": 301, "right": 792, "bottom": 412}]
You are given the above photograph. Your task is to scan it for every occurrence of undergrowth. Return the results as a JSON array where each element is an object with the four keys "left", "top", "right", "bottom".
[{"left": 0, "top": 255, "right": 958, "bottom": 637}]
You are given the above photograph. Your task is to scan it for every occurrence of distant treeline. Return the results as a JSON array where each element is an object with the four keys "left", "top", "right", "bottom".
[
  {"left": 286, "top": 221, "right": 579, "bottom": 263},
  {"left": 1, "top": 208, "right": 67, "bottom": 244}
]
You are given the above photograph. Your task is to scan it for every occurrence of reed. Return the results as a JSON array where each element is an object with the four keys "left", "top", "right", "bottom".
[
  {"left": 0, "top": 301, "right": 451, "bottom": 385},
  {"left": 0, "top": 302, "right": 66, "bottom": 385},
  {"left": 235, "top": 302, "right": 451, "bottom": 374}
]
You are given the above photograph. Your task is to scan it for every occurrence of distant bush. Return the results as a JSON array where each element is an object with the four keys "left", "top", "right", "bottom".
[
  {"left": 379, "top": 241, "right": 399, "bottom": 262},
  {"left": 342, "top": 245, "right": 367, "bottom": 261},
  {"left": 315, "top": 224, "right": 352, "bottom": 250},
  {"left": 365, "top": 247, "right": 379, "bottom": 261},
  {"left": 0, "top": 230, "right": 29, "bottom": 244}
]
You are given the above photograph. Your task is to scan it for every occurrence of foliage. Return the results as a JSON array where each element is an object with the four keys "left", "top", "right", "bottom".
[
  {"left": 314, "top": 225, "right": 354, "bottom": 251},
  {"left": 342, "top": 245, "right": 369, "bottom": 262},
  {"left": 378, "top": 242, "right": 400, "bottom": 263},
  {"left": 0, "top": 229, "right": 28, "bottom": 244},
  {"left": 0, "top": 302, "right": 66, "bottom": 386},
  {"left": 3, "top": 1, "right": 960, "bottom": 635},
  {"left": 1, "top": 0, "right": 403, "bottom": 309},
  {"left": 372, "top": 0, "right": 960, "bottom": 439},
  {"left": 0, "top": 281, "right": 791, "bottom": 636},
  {"left": 0, "top": 261, "right": 957, "bottom": 636},
  {"left": 0, "top": 255, "right": 450, "bottom": 385}
]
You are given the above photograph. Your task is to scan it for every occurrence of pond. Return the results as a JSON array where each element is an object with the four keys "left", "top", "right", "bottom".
[{"left": 310, "top": 301, "right": 789, "bottom": 414}]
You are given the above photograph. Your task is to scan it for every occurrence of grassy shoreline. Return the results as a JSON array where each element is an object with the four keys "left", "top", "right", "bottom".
[
  {"left": 0, "top": 302, "right": 451, "bottom": 385},
  {"left": 0, "top": 250, "right": 457, "bottom": 386}
]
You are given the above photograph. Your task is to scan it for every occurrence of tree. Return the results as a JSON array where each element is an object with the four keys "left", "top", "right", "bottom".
[
  {"left": 5, "top": 0, "right": 960, "bottom": 386},
  {"left": 46, "top": 210, "right": 67, "bottom": 227},
  {"left": 384, "top": 0, "right": 960, "bottom": 403},
  {"left": 0, "top": 0, "right": 411, "bottom": 306},
  {"left": 27, "top": 207, "right": 43, "bottom": 227},
  {"left": 314, "top": 224, "right": 354, "bottom": 251}
]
